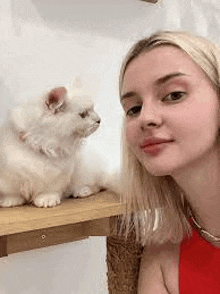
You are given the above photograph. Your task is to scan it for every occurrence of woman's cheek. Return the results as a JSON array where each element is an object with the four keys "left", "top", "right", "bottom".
[{"left": 126, "top": 122, "right": 137, "bottom": 147}]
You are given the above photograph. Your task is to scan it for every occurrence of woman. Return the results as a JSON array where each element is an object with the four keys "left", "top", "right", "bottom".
[{"left": 119, "top": 31, "right": 220, "bottom": 293}]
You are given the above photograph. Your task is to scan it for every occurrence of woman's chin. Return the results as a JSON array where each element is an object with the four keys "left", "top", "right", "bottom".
[{"left": 143, "top": 163, "right": 175, "bottom": 177}]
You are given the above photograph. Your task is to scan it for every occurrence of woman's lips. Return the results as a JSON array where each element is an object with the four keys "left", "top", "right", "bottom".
[{"left": 140, "top": 139, "right": 174, "bottom": 156}]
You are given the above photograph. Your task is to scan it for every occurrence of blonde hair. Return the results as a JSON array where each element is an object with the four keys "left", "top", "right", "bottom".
[{"left": 119, "top": 30, "right": 220, "bottom": 245}]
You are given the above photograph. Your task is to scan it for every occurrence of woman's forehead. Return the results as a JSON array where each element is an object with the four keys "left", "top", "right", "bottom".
[{"left": 122, "top": 46, "right": 208, "bottom": 90}]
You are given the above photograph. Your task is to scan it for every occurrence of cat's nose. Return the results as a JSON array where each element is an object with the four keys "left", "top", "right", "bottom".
[{"left": 97, "top": 119, "right": 101, "bottom": 124}]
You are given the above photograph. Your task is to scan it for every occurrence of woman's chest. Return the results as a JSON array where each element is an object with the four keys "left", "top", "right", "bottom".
[{"left": 161, "top": 244, "right": 179, "bottom": 294}]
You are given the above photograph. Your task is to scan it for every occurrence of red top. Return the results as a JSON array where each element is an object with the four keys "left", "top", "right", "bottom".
[{"left": 179, "top": 225, "right": 220, "bottom": 293}]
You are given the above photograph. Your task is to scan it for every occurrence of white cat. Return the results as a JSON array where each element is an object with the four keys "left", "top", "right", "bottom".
[{"left": 0, "top": 84, "right": 112, "bottom": 208}]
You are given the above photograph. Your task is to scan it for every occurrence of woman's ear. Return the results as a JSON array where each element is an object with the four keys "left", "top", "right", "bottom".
[{"left": 45, "top": 87, "right": 67, "bottom": 112}]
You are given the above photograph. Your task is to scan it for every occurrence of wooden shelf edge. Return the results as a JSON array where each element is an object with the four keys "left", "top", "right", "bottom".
[
  {"left": 0, "top": 191, "right": 125, "bottom": 257},
  {"left": 0, "top": 191, "right": 125, "bottom": 236},
  {"left": 0, "top": 216, "right": 119, "bottom": 257}
]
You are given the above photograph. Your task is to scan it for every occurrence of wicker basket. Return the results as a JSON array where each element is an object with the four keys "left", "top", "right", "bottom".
[{"left": 106, "top": 227, "right": 143, "bottom": 294}]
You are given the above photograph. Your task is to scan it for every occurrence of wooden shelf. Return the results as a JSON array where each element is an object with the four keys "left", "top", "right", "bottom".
[{"left": 0, "top": 191, "right": 125, "bottom": 257}]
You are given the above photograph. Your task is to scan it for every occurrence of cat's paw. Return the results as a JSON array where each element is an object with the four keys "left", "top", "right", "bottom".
[
  {"left": 0, "top": 196, "right": 25, "bottom": 207},
  {"left": 33, "top": 193, "right": 61, "bottom": 208},
  {"left": 73, "top": 186, "right": 100, "bottom": 198}
]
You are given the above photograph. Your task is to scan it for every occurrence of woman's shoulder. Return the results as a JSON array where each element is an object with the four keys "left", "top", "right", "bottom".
[{"left": 138, "top": 242, "right": 180, "bottom": 294}]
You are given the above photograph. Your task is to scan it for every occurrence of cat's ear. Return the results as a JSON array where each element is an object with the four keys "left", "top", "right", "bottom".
[{"left": 45, "top": 87, "right": 67, "bottom": 113}]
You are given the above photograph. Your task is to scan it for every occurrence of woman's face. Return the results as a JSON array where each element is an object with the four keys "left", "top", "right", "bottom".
[{"left": 121, "top": 46, "right": 220, "bottom": 177}]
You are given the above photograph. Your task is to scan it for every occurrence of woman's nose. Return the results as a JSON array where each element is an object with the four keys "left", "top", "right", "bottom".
[{"left": 139, "top": 104, "right": 162, "bottom": 130}]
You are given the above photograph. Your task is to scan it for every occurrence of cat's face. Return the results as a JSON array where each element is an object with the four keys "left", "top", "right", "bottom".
[{"left": 11, "top": 86, "right": 101, "bottom": 141}]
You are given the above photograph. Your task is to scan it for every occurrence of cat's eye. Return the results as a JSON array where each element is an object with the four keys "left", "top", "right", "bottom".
[
  {"left": 126, "top": 105, "right": 142, "bottom": 117},
  {"left": 162, "top": 91, "right": 186, "bottom": 103},
  {"left": 79, "top": 111, "right": 88, "bottom": 118}
]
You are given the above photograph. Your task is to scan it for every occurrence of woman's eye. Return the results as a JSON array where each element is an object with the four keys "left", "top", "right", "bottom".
[
  {"left": 126, "top": 105, "right": 142, "bottom": 117},
  {"left": 162, "top": 91, "right": 186, "bottom": 102}
]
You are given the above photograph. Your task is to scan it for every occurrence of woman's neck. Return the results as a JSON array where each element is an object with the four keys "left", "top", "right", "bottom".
[{"left": 172, "top": 147, "right": 220, "bottom": 236}]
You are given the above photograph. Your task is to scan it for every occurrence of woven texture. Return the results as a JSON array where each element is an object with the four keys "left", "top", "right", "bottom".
[{"left": 106, "top": 232, "right": 143, "bottom": 294}]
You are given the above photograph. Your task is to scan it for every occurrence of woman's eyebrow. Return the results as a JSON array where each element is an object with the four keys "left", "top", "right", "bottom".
[
  {"left": 120, "top": 91, "right": 136, "bottom": 102},
  {"left": 121, "top": 72, "right": 188, "bottom": 101},
  {"left": 154, "top": 72, "right": 188, "bottom": 85}
]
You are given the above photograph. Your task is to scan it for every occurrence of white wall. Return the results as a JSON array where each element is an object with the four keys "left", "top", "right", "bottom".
[
  {"left": 1, "top": 0, "right": 220, "bottom": 293},
  {"left": 0, "top": 239, "right": 107, "bottom": 294}
]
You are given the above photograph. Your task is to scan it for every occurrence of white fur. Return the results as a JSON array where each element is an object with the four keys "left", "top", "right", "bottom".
[{"left": 0, "top": 84, "right": 115, "bottom": 208}]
